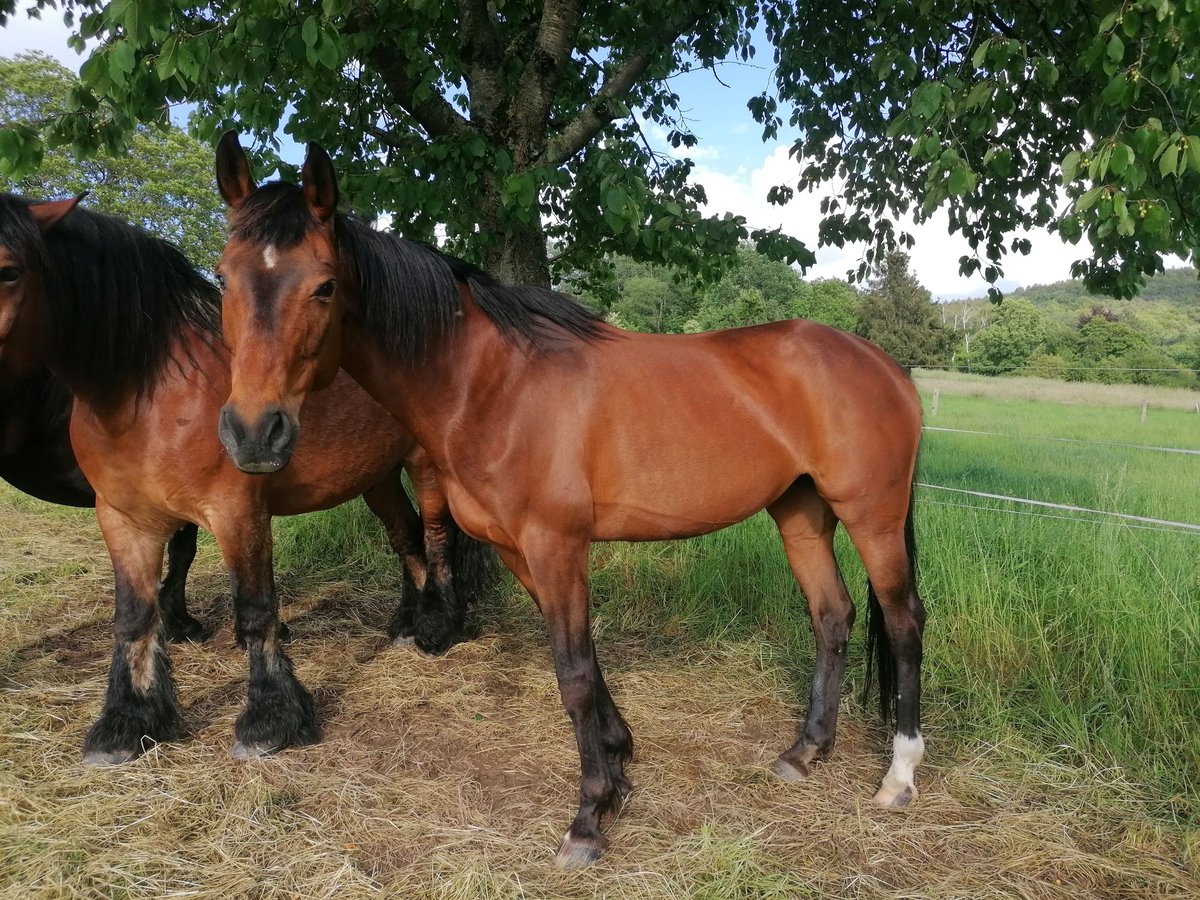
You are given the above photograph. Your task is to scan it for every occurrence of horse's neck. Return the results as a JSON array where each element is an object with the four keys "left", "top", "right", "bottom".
[
  {"left": 56, "top": 328, "right": 227, "bottom": 432},
  {"left": 340, "top": 296, "right": 514, "bottom": 461}
]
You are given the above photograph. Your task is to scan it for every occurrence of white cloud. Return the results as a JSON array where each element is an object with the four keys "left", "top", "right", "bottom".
[
  {"left": 692, "top": 144, "right": 1082, "bottom": 297},
  {"left": 0, "top": 9, "right": 84, "bottom": 70}
]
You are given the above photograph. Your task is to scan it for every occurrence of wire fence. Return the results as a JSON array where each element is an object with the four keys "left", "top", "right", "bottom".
[
  {"left": 915, "top": 483, "right": 1200, "bottom": 536},
  {"left": 910, "top": 363, "right": 1200, "bottom": 374},
  {"left": 916, "top": 420, "right": 1200, "bottom": 536},
  {"left": 922, "top": 425, "right": 1200, "bottom": 456}
]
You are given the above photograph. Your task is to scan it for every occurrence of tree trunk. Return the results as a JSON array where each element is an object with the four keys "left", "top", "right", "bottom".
[
  {"left": 479, "top": 172, "right": 551, "bottom": 287},
  {"left": 484, "top": 218, "right": 551, "bottom": 287}
]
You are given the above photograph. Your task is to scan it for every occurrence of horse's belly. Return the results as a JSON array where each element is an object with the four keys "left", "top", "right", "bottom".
[{"left": 590, "top": 467, "right": 794, "bottom": 541}]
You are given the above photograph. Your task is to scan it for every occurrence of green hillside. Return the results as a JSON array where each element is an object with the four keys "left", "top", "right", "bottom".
[{"left": 940, "top": 268, "right": 1200, "bottom": 379}]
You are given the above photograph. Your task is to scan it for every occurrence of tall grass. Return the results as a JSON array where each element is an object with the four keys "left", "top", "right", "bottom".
[{"left": 271, "top": 384, "right": 1200, "bottom": 822}]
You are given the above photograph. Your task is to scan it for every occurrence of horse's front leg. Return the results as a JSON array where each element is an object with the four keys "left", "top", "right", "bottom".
[
  {"left": 83, "top": 501, "right": 181, "bottom": 764},
  {"left": 509, "top": 531, "right": 630, "bottom": 867},
  {"left": 212, "top": 507, "right": 317, "bottom": 758}
]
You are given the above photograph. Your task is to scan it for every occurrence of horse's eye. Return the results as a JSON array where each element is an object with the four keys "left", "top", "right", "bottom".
[
  {"left": 314, "top": 279, "right": 336, "bottom": 299},
  {"left": 215, "top": 272, "right": 227, "bottom": 291},
  {"left": 0, "top": 266, "right": 21, "bottom": 284}
]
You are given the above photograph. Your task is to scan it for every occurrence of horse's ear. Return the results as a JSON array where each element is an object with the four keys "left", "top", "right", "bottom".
[
  {"left": 215, "top": 131, "right": 256, "bottom": 209},
  {"left": 301, "top": 141, "right": 338, "bottom": 225},
  {"left": 29, "top": 192, "right": 87, "bottom": 232}
]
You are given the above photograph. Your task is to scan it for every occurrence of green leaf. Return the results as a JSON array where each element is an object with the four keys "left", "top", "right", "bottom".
[
  {"left": 1108, "top": 142, "right": 1133, "bottom": 176},
  {"left": 108, "top": 40, "right": 136, "bottom": 87},
  {"left": 1101, "top": 72, "right": 1128, "bottom": 104},
  {"left": 1076, "top": 187, "right": 1102, "bottom": 212},
  {"left": 1106, "top": 34, "right": 1124, "bottom": 62},
  {"left": 605, "top": 186, "right": 630, "bottom": 214},
  {"left": 971, "top": 39, "right": 990, "bottom": 69},
  {"left": 156, "top": 35, "right": 179, "bottom": 80},
  {"left": 910, "top": 82, "right": 944, "bottom": 120},
  {"left": 1187, "top": 136, "right": 1200, "bottom": 174},
  {"left": 316, "top": 32, "right": 339, "bottom": 70},
  {"left": 948, "top": 164, "right": 976, "bottom": 197},
  {"left": 176, "top": 39, "right": 201, "bottom": 81},
  {"left": 1034, "top": 58, "right": 1059, "bottom": 87},
  {"left": 1142, "top": 203, "right": 1167, "bottom": 235},
  {"left": 1158, "top": 141, "right": 1179, "bottom": 177},
  {"left": 302, "top": 16, "right": 319, "bottom": 48},
  {"left": 1061, "top": 150, "right": 1081, "bottom": 181}
]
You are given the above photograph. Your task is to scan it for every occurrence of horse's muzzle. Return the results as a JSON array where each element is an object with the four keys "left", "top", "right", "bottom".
[{"left": 218, "top": 403, "right": 298, "bottom": 474}]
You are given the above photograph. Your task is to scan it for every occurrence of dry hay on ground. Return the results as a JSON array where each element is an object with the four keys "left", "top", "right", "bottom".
[{"left": 1, "top": 495, "right": 1197, "bottom": 899}]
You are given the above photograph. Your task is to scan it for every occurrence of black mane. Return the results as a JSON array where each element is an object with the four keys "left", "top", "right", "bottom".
[
  {"left": 229, "top": 182, "right": 605, "bottom": 362},
  {"left": 0, "top": 193, "right": 221, "bottom": 403}
]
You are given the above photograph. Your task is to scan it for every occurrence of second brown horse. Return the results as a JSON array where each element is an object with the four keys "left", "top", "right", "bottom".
[{"left": 0, "top": 193, "right": 493, "bottom": 765}]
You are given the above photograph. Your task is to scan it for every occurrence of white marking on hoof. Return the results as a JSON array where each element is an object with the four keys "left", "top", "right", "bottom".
[
  {"left": 554, "top": 830, "right": 603, "bottom": 868},
  {"left": 230, "top": 741, "right": 277, "bottom": 761},
  {"left": 771, "top": 756, "right": 809, "bottom": 783},
  {"left": 873, "top": 731, "right": 924, "bottom": 808},
  {"left": 391, "top": 634, "right": 416, "bottom": 648},
  {"left": 82, "top": 748, "right": 137, "bottom": 766},
  {"left": 262, "top": 245, "right": 278, "bottom": 269}
]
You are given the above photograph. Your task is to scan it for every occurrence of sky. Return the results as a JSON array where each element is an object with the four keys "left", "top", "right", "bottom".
[{"left": 1, "top": 10, "right": 1089, "bottom": 298}]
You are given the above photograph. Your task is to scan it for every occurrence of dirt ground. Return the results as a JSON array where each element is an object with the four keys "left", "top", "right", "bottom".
[{"left": 1, "top": 490, "right": 1196, "bottom": 899}]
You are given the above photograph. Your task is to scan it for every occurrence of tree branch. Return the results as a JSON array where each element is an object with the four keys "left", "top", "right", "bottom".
[
  {"left": 348, "top": 2, "right": 471, "bottom": 140},
  {"left": 541, "top": 29, "right": 683, "bottom": 167}
]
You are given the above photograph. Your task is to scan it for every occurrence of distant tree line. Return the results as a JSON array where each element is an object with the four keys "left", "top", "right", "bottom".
[{"left": 578, "top": 247, "right": 1200, "bottom": 391}]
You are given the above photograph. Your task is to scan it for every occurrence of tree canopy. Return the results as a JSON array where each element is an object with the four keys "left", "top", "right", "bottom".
[
  {"left": 0, "top": 1, "right": 1197, "bottom": 294},
  {"left": 578, "top": 245, "right": 862, "bottom": 336},
  {"left": 0, "top": 51, "right": 225, "bottom": 269}
]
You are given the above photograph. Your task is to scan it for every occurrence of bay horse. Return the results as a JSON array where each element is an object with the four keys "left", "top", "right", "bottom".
[
  {"left": 0, "top": 370, "right": 203, "bottom": 641},
  {"left": 214, "top": 135, "right": 926, "bottom": 866},
  {"left": 0, "top": 192, "right": 494, "bottom": 765}
]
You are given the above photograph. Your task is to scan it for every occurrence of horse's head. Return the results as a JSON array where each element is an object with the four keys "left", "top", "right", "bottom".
[
  {"left": 0, "top": 194, "right": 83, "bottom": 381},
  {"left": 214, "top": 133, "right": 346, "bottom": 474}
]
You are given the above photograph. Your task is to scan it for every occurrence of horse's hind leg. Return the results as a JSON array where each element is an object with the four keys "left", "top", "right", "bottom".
[
  {"left": 405, "top": 451, "right": 471, "bottom": 655},
  {"left": 838, "top": 504, "right": 925, "bottom": 808},
  {"left": 83, "top": 502, "right": 181, "bottom": 764},
  {"left": 158, "top": 523, "right": 204, "bottom": 642},
  {"left": 768, "top": 476, "right": 855, "bottom": 780},
  {"left": 361, "top": 473, "right": 428, "bottom": 647}
]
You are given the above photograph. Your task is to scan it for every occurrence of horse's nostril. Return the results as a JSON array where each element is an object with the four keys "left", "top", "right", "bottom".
[
  {"left": 218, "top": 405, "right": 246, "bottom": 446},
  {"left": 264, "top": 409, "right": 294, "bottom": 454}
]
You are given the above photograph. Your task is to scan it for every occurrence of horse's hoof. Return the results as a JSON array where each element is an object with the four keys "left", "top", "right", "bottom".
[
  {"left": 391, "top": 634, "right": 416, "bottom": 648},
  {"left": 554, "top": 832, "right": 604, "bottom": 869},
  {"left": 82, "top": 748, "right": 138, "bottom": 766},
  {"left": 872, "top": 782, "right": 917, "bottom": 809},
  {"left": 230, "top": 741, "right": 277, "bottom": 761},
  {"left": 164, "top": 618, "right": 206, "bottom": 643},
  {"left": 771, "top": 755, "right": 810, "bottom": 782}
]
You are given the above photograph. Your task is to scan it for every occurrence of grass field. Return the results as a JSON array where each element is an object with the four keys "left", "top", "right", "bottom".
[{"left": 1, "top": 374, "right": 1198, "bottom": 897}]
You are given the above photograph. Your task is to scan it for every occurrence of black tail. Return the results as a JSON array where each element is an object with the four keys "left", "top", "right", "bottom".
[
  {"left": 448, "top": 516, "right": 501, "bottom": 609},
  {"left": 863, "top": 487, "right": 918, "bottom": 724}
]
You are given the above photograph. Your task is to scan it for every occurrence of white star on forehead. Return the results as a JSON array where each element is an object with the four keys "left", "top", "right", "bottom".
[{"left": 263, "top": 245, "right": 278, "bottom": 269}]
